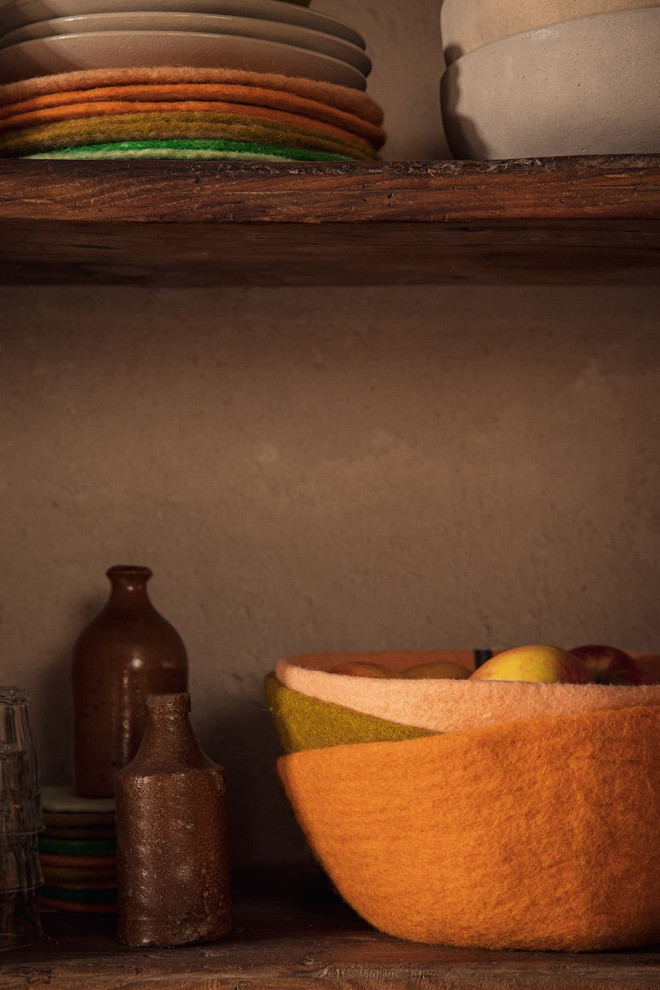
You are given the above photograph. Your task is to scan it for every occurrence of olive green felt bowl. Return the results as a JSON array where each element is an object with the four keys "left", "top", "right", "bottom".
[{"left": 265, "top": 672, "right": 433, "bottom": 753}]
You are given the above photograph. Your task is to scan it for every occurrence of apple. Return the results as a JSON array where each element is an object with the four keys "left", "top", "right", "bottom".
[
  {"left": 633, "top": 653, "right": 660, "bottom": 685},
  {"left": 402, "top": 661, "right": 471, "bottom": 679},
  {"left": 329, "top": 660, "right": 392, "bottom": 678},
  {"left": 469, "top": 644, "right": 594, "bottom": 684},
  {"left": 569, "top": 644, "right": 645, "bottom": 686}
]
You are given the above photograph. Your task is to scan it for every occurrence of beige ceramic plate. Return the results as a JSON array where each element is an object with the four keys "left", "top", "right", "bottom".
[
  {"left": 0, "top": 30, "right": 367, "bottom": 86},
  {"left": 0, "top": 0, "right": 364, "bottom": 47},
  {"left": 0, "top": 13, "right": 371, "bottom": 74},
  {"left": 441, "top": 8, "right": 660, "bottom": 159},
  {"left": 440, "top": 0, "right": 659, "bottom": 63}
]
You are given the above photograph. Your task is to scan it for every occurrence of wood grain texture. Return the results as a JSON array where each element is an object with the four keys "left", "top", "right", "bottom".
[
  {"left": 0, "top": 875, "right": 658, "bottom": 990},
  {"left": 0, "top": 157, "right": 659, "bottom": 285},
  {"left": 1, "top": 156, "right": 659, "bottom": 222}
]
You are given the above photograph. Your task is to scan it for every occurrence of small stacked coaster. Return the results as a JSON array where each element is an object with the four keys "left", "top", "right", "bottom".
[
  {"left": 0, "top": 66, "right": 386, "bottom": 161},
  {"left": 38, "top": 786, "right": 117, "bottom": 914}
]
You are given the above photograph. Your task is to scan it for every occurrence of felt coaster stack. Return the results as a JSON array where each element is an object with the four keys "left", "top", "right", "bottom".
[
  {"left": 38, "top": 786, "right": 117, "bottom": 914},
  {"left": 0, "top": 66, "right": 386, "bottom": 160}
]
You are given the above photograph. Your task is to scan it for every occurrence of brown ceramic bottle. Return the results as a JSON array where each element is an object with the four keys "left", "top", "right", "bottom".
[
  {"left": 116, "top": 693, "right": 231, "bottom": 947},
  {"left": 72, "top": 566, "right": 188, "bottom": 798}
]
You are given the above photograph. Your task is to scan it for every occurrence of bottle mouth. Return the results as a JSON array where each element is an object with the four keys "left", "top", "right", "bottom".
[
  {"left": 107, "top": 565, "right": 153, "bottom": 578},
  {"left": 0, "top": 687, "right": 29, "bottom": 705}
]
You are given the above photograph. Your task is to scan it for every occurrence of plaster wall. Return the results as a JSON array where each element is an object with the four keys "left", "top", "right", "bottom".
[{"left": 0, "top": 0, "right": 658, "bottom": 866}]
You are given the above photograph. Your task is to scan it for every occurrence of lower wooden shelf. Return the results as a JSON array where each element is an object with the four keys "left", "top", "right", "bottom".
[{"left": 1, "top": 873, "right": 658, "bottom": 989}]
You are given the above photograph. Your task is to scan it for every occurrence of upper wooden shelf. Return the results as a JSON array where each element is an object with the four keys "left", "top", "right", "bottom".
[
  {"left": 1, "top": 873, "right": 659, "bottom": 989},
  {"left": 1, "top": 155, "right": 659, "bottom": 286}
]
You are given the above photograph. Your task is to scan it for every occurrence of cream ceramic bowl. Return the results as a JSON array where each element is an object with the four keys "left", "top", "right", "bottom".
[
  {"left": 440, "top": 0, "right": 660, "bottom": 63},
  {"left": 441, "top": 8, "right": 660, "bottom": 159},
  {"left": 0, "top": 30, "right": 368, "bottom": 86},
  {"left": 0, "top": 0, "right": 364, "bottom": 48},
  {"left": 0, "top": 13, "right": 372, "bottom": 74}
]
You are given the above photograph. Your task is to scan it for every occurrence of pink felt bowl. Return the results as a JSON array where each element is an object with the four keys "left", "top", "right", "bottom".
[{"left": 274, "top": 652, "right": 660, "bottom": 733}]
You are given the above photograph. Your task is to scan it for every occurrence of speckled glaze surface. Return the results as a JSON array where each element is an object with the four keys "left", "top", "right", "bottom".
[
  {"left": 441, "top": 8, "right": 660, "bottom": 159},
  {"left": 440, "top": 0, "right": 660, "bottom": 63},
  {"left": 115, "top": 693, "right": 231, "bottom": 948},
  {"left": 72, "top": 566, "right": 188, "bottom": 799}
]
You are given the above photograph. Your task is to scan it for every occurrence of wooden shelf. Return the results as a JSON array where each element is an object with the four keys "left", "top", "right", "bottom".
[
  {"left": 1, "top": 155, "right": 659, "bottom": 286},
  {"left": 1, "top": 874, "right": 659, "bottom": 989}
]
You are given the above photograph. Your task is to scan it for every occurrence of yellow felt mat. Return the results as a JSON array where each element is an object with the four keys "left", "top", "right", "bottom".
[
  {"left": 278, "top": 704, "right": 660, "bottom": 951},
  {"left": 265, "top": 673, "right": 433, "bottom": 753},
  {"left": 0, "top": 111, "right": 375, "bottom": 159}
]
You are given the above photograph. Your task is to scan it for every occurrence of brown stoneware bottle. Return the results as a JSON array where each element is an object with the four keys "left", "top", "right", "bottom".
[
  {"left": 72, "top": 565, "right": 188, "bottom": 798},
  {"left": 116, "top": 693, "right": 232, "bottom": 947}
]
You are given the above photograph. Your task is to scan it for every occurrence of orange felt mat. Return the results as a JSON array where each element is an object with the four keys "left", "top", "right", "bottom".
[
  {"left": 0, "top": 66, "right": 384, "bottom": 126},
  {"left": 275, "top": 651, "right": 660, "bottom": 732},
  {"left": 0, "top": 82, "right": 386, "bottom": 146},
  {"left": 0, "top": 99, "right": 377, "bottom": 155},
  {"left": 278, "top": 704, "right": 660, "bottom": 951}
]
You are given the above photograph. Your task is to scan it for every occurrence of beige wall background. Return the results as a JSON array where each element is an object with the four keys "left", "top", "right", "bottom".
[
  {"left": 0, "top": 0, "right": 659, "bottom": 867},
  {"left": 1, "top": 285, "right": 659, "bottom": 865}
]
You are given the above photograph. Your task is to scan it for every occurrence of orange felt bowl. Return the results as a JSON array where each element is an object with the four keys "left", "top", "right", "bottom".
[
  {"left": 278, "top": 704, "right": 660, "bottom": 951},
  {"left": 275, "top": 651, "right": 660, "bottom": 732}
]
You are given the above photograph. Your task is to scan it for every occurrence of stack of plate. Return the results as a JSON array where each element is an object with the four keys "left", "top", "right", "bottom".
[
  {"left": 440, "top": 0, "right": 660, "bottom": 158},
  {"left": 38, "top": 786, "right": 117, "bottom": 914},
  {"left": 0, "top": 0, "right": 386, "bottom": 160}
]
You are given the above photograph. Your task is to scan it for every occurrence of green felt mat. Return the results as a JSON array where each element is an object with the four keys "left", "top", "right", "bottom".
[
  {"left": 24, "top": 138, "right": 353, "bottom": 161},
  {"left": 39, "top": 836, "right": 117, "bottom": 856}
]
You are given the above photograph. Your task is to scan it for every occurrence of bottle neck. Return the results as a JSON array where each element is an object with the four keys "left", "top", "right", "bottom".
[
  {"left": 138, "top": 694, "right": 206, "bottom": 767},
  {"left": 106, "top": 565, "right": 155, "bottom": 613}
]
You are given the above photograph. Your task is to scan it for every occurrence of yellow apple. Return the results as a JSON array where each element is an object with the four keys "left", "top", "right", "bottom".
[
  {"left": 329, "top": 660, "right": 392, "bottom": 678},
  {"left": 469, "top": 645, "right": 594, "bottom": 684},
  {"left": 402, "top": 661, "right": 471, "bottom": 679}
]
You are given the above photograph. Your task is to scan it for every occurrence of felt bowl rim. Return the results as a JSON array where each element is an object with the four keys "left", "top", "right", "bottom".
[{"left": 274, "top": 653, "right": 660, "bottom": 734}]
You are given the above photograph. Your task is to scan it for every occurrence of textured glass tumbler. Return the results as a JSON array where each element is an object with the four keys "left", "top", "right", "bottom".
[
  {"left": 0, "top": 689, "right": 43, "bottom": 951},
  {"left": 0, "top": 688, "right": 40, "bottom": 830}
]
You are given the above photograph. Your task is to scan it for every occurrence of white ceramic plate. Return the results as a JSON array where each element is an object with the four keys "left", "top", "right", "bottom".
[
  {"left": 0, "top": 13, "right": 371, "bottom": 74},
  {"left": 441, "top": 8, "right": 660, "bottom": 159},
  {"left": 0, "top": 30, "right": 368, "bottom": 86},
  {"left": 0, "top": 0, "right": 364, "bottom": 47}
]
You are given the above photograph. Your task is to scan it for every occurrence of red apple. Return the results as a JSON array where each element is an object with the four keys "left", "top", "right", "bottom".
[
  {"left": 633, "top": 654, "right": 660, "bottom": 685},
  {"left": 568, "top": 644, "right": 645, "bottom": 686},
  {"left": 470, "top": 645, "right": 594, "bottom": 684},
  {"left": 329, "top": 660, "right": 392, "bottom": 678}
]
